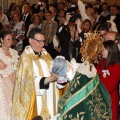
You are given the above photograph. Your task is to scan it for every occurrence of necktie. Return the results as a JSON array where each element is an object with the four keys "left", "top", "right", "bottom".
[{"left": 23, "top": 15, "right": 26, "bottom": 21}]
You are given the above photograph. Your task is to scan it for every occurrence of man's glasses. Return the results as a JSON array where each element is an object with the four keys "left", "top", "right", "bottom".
[{"left": 32, "top": 38, "right": 46, "bottom": 44}]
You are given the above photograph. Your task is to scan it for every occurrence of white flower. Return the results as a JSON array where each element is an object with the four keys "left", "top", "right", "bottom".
[{"left": 102, "top": 70, "right": 110, "bottom": 78}]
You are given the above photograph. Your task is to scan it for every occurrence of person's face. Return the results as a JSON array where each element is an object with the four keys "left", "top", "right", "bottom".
[
  {"left": 102, "top": 4, "right": 107, "bottom": 11},
  {"left": 15, "top": 7, "right": 21, "bottom": 13},
  {"left": 49, "top": 7, "right": 56, "bottom": 18},
  {"left": 99, "top": 30, "right": 108, "bottom": 40},
  {"left": 29, "top": 33, "right": 45, "bottom": 52},
  {"left": 43, "top": 2, "right": 46, "bottom": 8},
  {"left": 53, "top": 0, "right": 58, "bottom": 3},
  {"left": 110, "top": 7, "right": 118, "bottom": 16},
  {"left": 33, "top": 16, "right": 40, "bottom": 24},
  {"left": 96, "top": 0, "right": 100, "bottom": 5},
  {"left": 59, "top": 17, "right": 65, "bottom": 24},
  {"left": 21, "top": 0, "right": 26, "bottom": 5},
  {"left": 65, "top": 12, "right": 71, "bottom": 22},
  {"left": 13, "top": 3, "right": 16, "bottom": 8},
  {"left": 2, "top": 34, "right": 13, "bottom": 48},
  {"left": 45, "top": 13, "right": 52, "bottom": 21},
  {"left": 104, "top": 33, "right": 115, "bottom": 41},
  {"left": 58, "top": 10, "right": 65, "bottom": 18},
  {"left": 12, "top": 13, "right": 20, "bottom": 22},
  {"left": 24, "top": 5, "right": 30, "bottom": 14},
  {"left": 83, "top": 22, "right": 91, "bottom": 31},
  {"left": 87, "top": 8, "right": 94, "bottom": 15},
  {"left": 39, "top": 11, "right": 45, "bottom": 17},
  {"left": 105, "top": 33, "right": 119, "bottom": 44},
  {"left": 57, "top": 3, "right": 64, "bottom": 10},
  {"left": 101, "top": 45, "right": 108, "bottom": 59},
  {"left": 71, "top": 0, "right": 77, "bottom": 4}
]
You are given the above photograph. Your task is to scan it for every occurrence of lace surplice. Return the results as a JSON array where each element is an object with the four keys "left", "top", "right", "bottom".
[{"left": 0, "top": 48, "right": 19, "bottom": 120}]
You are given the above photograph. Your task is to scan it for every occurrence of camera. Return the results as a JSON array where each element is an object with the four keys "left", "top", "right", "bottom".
[{"left": 69, "top": 12, "right": 81, "bottom": 23}]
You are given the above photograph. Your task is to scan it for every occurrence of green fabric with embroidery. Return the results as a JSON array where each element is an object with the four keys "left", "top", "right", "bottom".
[{"left": 57, "top": 72, "right": 112, "bottom": 120}]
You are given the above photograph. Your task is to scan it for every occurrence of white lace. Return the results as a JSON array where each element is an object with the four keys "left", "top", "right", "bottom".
[
  {"left": 77, "top": 62, "right": 97, "bottom": 78},
  {"left": 0, "top": 48, "right": 19, "bottom": 77},
  {"left": 0, "top": 82, "right": 8, "bottom": 120}
]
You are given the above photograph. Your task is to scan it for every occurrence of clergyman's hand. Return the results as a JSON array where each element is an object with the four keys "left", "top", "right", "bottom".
[{"left": 44, "top": 73, "right": 58, "bottom": 85}]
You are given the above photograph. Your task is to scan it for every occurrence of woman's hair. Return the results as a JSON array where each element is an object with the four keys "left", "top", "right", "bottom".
[
  {"left": 31, "top": 14, "right": 42, "bottom": 23},
  {"left": 0, "top": 31, "right": 12, "bottom": 40},
  {"left": 45, "top": 10, "right": 52, "bottom": 15},
  {"left": 11, "top": 11, "right": 21, "bottom": 19},
  {"left": 83, "top": 19, "right": 91, "bottom": 27},
  {"left": 97, "top": 23, "right": 109, "bottom": 32},
  {"left": 14, "top": 5, "right": 21, "bottom": 11},
  {"left": 28, "top": 28, "right": 44, "bottom": 39},
  {"left": 103, "top": 40, "right": 120, "bottom": 67},
  {"left": 8, "top": 3, "right": 16, "bottom": 11},
  {"left": 82, "top": 19, "right": 91, "bottom": 32}
]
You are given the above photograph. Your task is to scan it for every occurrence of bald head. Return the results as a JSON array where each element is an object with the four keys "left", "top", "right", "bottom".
[
  {"left": 105, "top": 31, "right": 116, "bottom": 41},
  {"left": 105, "top": 31, "right": 120, "bottom": 44}
]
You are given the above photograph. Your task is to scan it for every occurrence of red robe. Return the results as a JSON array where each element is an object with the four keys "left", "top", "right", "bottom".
[{"left": 96, "top": 59, "right": 120, "bottom": 120}]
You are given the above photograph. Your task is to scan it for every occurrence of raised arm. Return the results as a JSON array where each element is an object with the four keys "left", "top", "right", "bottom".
[{"left": 77, "top": 0, "right": 90, "bottom": 20}]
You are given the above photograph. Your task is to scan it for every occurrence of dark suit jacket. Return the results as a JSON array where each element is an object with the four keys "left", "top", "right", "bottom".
[
  {"left": 56, "top": 24, "right": 71, "bottom": 61},
  {"left": 97, "top": 15, "right": 107, "bottom": 23},
  {"left": 21, "top": 13, "right": 32, "bottom": 34},
  {"left": 56, "top": 24, "right": 85, "bottom": 62},
  {"left": 97, "top": 5, "right": 102, "bottom": 14},
  {"left": 21, "top": 13, "right": 32, "bottom": 49},
  {"left": 54, "top": 16, "right": 59, "bottom": 24},
  {"left": 106, "top": 14, "right": 120, "bottom": 33}
]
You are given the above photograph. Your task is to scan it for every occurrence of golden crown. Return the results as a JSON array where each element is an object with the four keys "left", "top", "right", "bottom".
[{"left": 80, "top": 33, "right": 103, "bottom": 63}]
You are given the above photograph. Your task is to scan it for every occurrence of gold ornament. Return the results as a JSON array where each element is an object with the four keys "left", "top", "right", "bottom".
[{"left": 80, "top": 33, "right": 103, "bottom": 63}]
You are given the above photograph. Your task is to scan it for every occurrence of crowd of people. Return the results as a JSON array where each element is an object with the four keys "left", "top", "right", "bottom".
[{"left": 0, "top": 0, "right": 120, "bottom": 119}]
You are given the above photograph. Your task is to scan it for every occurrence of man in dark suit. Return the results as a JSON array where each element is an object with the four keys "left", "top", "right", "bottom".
[
  {"left": 94, "top": 0, "right": 102, "bottom": 14},
  {"left": 21, "top": 4, "right": 32, "bottom": 49},
  {"left": 101, "top": 3, "right": 110, "bottom": 17},
  {"left": 106, "top": 5, "right": 120, "bottom": 33},
  {"left": 20, "top": 0, "right": 27, "bottom": 12},
  {"left": 49, "top": 6, "right": 59, "bottom": 24},
  {"left": 93, "top": 8, "right": 106, "bottom": 23}
]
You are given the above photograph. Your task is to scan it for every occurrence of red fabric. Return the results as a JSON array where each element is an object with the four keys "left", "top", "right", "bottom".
[
  {"left": 82, "top": 28, "right": 90, "bottom": 33},
  {"left": 96, "top": 59, "right": 120, "bottom": 120}
]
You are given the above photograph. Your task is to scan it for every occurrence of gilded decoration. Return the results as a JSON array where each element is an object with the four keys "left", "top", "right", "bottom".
[
  {"left": 58, "top": 74, "right": 81, "bottom": 112},
  {"left": 87, "top": 87, "right": 111, "bottom": 119},
  {"left": 80, "top": 33, "right": 103, "bottom": 63}
]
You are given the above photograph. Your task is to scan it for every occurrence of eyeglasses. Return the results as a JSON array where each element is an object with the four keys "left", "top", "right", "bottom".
[{"left": 32, "top": 38, "right": 46, "bottom": 44}]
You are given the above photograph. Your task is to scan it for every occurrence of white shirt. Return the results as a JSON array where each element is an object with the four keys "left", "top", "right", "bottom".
[
  {"left": 22, "top": 13, "right": 29, "bottom": 22},
  {"left": 77, "top": 0, "right": 90, "bottom": 20},
  {"left": 110, "top": 15, "right": 116, "bottom": 21},
  {"left": 0, "top": 13, "right": 9, "bottom": 26}
]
